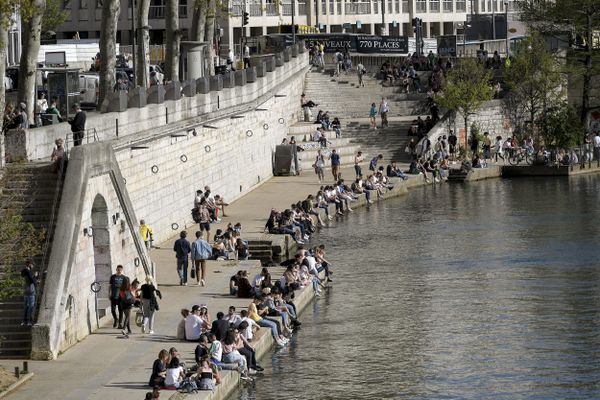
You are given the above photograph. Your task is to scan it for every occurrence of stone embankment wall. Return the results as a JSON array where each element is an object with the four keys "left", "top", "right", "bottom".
[{"left": 30, "top": 47, "right": 309, "bottom": 359}]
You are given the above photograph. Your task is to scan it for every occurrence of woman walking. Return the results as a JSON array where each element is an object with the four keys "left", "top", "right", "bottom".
[
  {"left": 369, "top": 103, "right": 377, "bottom": 130},
  {"left": 314, "top": 149, "right": 325, "bottom": 182},
  {"left": 141, "top": 276, "right": 162, "bottom": 335},
  {"left": 119, "top": 277, "right": 135, "bottom": 337}
]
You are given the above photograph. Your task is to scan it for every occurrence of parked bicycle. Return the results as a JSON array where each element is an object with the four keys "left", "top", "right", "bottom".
[{"left": 508, "top": 147, "right": 534, "bottom": 166}]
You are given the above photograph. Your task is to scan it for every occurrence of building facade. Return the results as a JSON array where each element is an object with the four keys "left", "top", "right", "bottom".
[{"left": 54, "top": 0, "right": 519, "bottom": 55}]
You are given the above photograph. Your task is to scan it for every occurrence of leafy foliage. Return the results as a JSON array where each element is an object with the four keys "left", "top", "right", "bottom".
[
  {"left": 538, "top": 104, "right": 585, "bottom": 148},
  {"left": 0, "top": 166, "right": 45, "bottom": 300},
  {"left": 434, "top": 58, "right": 495, "bottom": 147},
  {"left": 42, "top": 0, "right": 69, "bottom": 36}
]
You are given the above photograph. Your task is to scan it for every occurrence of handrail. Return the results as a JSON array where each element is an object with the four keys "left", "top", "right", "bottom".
[{"left": 35, "top": 154, "right": 67, "bottom": 322}]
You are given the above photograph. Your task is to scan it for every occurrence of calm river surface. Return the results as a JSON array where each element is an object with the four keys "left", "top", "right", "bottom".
[{"left": 238, "top": 175, "right": 600, "bottom": 400}]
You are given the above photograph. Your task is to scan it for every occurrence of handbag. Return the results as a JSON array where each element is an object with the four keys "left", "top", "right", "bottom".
[
  {"left": 135, "top": 310, "right": 144, "bottom": 327},
  {"left": 191, "top": 268, "right": 196, "bottom": 279}
]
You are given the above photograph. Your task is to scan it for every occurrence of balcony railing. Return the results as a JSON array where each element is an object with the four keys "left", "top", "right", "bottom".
[
  {"left": 455, "top": 0, "right": 466, "bottom": 11},
  {"left": 298, "top": 1, "right": 307, "bottom": 14},
  {"left": 443, "top": 0, "right": 452, "bottom": 12},
  {"left": 416, "top": 1, "right": 426, "bottom": 12},
  {"left": 249, "top": 3, "right": 262, "bottom": 15},
  {"left": 429, "top": 0, "right": 440, "bottom": 12},
  {"left": 265, "top": 3, "right": 278, "bottom": 15},
  {"left": 148, "top": 4, "right": 188, "bottom": 18},
  {"left": 282, "top": 2, "right": 292, "bottom": 15},
  {"left": 345, "top": 1, "right": 370, "bottom": 14}
]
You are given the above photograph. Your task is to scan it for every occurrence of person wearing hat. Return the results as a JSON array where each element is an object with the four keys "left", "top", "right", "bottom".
[
  {"left": 67, "top": 103, "right": 86, "bottom": 146},
  {"left": 185, "top": 305, "right": 204, "bottom": 341}
]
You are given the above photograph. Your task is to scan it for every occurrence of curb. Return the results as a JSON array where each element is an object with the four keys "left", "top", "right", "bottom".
[{"left": 0, "top": 373, "right": 34, "bottom": 399}]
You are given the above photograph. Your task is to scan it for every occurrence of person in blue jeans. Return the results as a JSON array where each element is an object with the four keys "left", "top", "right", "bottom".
[
  {"left": 191, "top": 231, "right": 212, "bottom": 286},
  {"left": 173, "top": 231, "right": 191, "bottom": 286},
  {"left": 21, "top": 262, "right": 37, "bottom": 326}
]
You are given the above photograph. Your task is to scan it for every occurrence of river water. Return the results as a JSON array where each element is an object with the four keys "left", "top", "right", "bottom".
[{"left": 238, "top": 175, "right": 600, "bottom": 400}]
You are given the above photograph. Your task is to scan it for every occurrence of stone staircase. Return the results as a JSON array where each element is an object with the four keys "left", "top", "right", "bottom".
[
  {"left": 247, "top": 240, "right": 274, "bottom": 266},
  {"left": 302, "top": 66, "right": 429, "bottom": 119},
  {"left": 0, "top": 162, "right": 64, "bottom": 359}
]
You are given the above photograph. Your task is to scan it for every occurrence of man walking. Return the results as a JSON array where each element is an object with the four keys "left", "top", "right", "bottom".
[
  {"left": 173, "top": 231, "right": 191, "bottom": 286},
  {"left": 191, "top": 231, "right": 213, "bottom": 287},
  {"left": 20, "top": 261, "right": 37, "bottom": 326},
  {"left": 243, "top": 43, "right": 251, "bottom": 69},
  {"left": 67, "top": 103, "right": 86, "bottom": 146},
  {"left": 354, "top": 151, "right": 363, "bottom": 178},
  {"left": 379, "top": 98, "right": 389, "bottom": 129},
  {"left": 329, "top": 149, "right": 341, "bottom": 181},
  {"left": 109, "top": 265, "right": 127, "bottom": 328}
]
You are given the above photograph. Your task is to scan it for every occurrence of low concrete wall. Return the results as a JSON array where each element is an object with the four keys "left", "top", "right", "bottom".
[
  {"left": 9, "top": 44, "right": 308, "bottom": 162},
  {"left": 503, "top": 163, "right": 600, "bottom": 177}
]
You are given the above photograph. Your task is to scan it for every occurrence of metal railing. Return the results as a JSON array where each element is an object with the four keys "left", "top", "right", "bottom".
[
  {"left": 345, "top": 1, "right": 370, "bottom": 14},
  {"left": 265, "top": 3, "right": 278, "bottom": 15},
  {"left": 429, "top": 0, "right": 440, "bottom": 12},
  {"left": 148, "top": 4, "right": 188, "bottom": 19},
  {"left": 455, "top": 0, "right": 466, "bottom": 11},
  {"left": 282, "top": 2, "right": 293, "bottom": 15},
  {"left": 416, "top": 0, "right": 426, "bottom": 12},
  {"left": 299, "top": 1, "right": 307, "bottom": 14},
  {"left": 443, "top": 0, "right": 453, "bottom": 12},
  {"left": 249, "top": 3, "right": 262, "bottom": 15}
]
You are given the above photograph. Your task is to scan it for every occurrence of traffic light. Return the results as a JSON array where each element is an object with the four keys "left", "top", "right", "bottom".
[{"left": 243, "top": 12, "right": 249, "bottom": 26}]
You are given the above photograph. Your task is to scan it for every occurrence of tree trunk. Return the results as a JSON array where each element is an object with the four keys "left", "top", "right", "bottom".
[
  {"left": 0, "top": 12, "right": 7, "bottom": 166},
  {"left": 464, "top": 116, "right": 469, "bottom": 150},
  {"left": 204, "top": 0, "right": 216, "bottom": 75},
  {"left": 18, "top": 0, "right": 46, "bottom": 125},
  {"left": 165, "top": 0, "right": 180, "bottom": 82},
  {"left": 98, "top": 0, "right": 121, "bottom": 111},
  {"left": 135, "top": 0, "right": 151, "bottom": 87},
  {"left": 190, "top": 0, "right": 206, "bottom": 42}
]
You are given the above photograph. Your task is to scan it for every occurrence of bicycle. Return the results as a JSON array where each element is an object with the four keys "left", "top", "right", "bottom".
[{"left": 508, "top": 147, "right": 534, "bottom": 166}]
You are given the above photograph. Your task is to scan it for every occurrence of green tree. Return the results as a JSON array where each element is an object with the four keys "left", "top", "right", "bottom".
[
  {"left": 434, "top": 58, "right": 495, "bottom": 148},
  {"left": 504, "top": 33, "right": 565, "bottom": 139},
  {"left": 517, "top": 0, "right": 600, "bottom": 124},
  {"left": 0, "top": 166, "right": 45, "bottom": 300},
  {"left": 41, "top": 0, "right": 68, "bottom": 37},
  {"left": 539, "top": 103, "right": 584, "bottom": 148}
]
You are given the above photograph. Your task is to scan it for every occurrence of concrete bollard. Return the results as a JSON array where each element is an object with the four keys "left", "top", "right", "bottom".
[
  {"left": 298, "top": 41, "right": 305, "bottom": 53},
  {"left": 234, "top": 70, "right": 247, "bottom": 86},
  {"left": 107, "top": 91, "right": 128, "bottom": 113},
  {"left": 127, "top": 87, "right": 147, "bottom": 108},
  {"left": 246, "top": 66, "right": 257, "bottom": 82},
  {"left": 256, "top": 61, "right": 267, "bottom": 77},
  {"left": 222, "top": 72, "right": 235, "bottom": 88},
  {"left": 284, "top": 47, "right": 291, "bottom": 62},
  {"left": 147, "top": 85, "right": 166, "bottom": 104},
  {"left": 275, "top": 53, "right": 284, "bottom": 67},
  {"left": 164, "top": 81, "right": 182, "bottom": 101},
  {"left": 209, "top": 75, "right": 223, "bottom": 92},
  {"left": 182, "top": 80, "right": 196, "bottom": 97},
  {"left": 196, "top": 76, "right": 210, "bottom": 94},
  {"left": 265, "top": 57, "right": 275, "bottom": 72},
  {"left": 291, "top": 45, "right": 298, "bottom": 58}
]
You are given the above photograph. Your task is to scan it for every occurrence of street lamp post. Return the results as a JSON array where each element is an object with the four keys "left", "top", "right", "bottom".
[
  {"left": 292, "top": 0, "right": 296, "bottom": 43},
  {"left": 130, "top": 0, "right": 136, "bottom": 86},
  {"left": 381, "top": 0, "right": 385, "bottom": 35}
]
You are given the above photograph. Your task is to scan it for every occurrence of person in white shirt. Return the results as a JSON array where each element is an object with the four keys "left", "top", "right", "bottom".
[
  {"left": 225, "top": 305, "right": 243, "bottom": 327},
  {"left": 239, "top": 309, "right": 260, "bottom": 341},
  {"left": 354, "top": 151, "right": 364, "bottom": 178},
  {"left": 243, "top": 44, "right": 251, "bottom": 69},
  {"left": 184, "top": 305, "right": 204, "bottom": 341},
  {"left": 164, "top": 357, "right": 185, "bottom": 388},
  {"left": 227, "top": 49, "right": 236, "bottom": 71}
]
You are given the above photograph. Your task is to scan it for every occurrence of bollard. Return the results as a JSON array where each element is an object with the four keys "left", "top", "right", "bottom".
[
  {"left": 115, "top": 118, "right": 119, "bottom": 137},
  {"left": 23, "top": 361, "right": 28, "bottom": 374},
  {"left": 14, "top": 367, "right": 20, "bottom": 379},
  {"left": 166, "top": 107, "right": 169, "bottom": 124}
]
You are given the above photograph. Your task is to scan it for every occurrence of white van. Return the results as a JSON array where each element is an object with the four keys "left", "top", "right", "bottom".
[{"left": 79, "top": 74, "right": 99, "bottom": 108}]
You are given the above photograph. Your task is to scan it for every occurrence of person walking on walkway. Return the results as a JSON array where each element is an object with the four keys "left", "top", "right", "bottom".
[
  {"left": 314, "top": 149, "right": 325, "bottom": 183},
  {"left": 140, "top": 276, "right": 161, "bottom": 334},
  {"left": 67, "top": 103, "right": 86, "bottom": 146},
  {"left": 109, "top": 265, "right": 127, "bottom": 328},
  {"left": 173, "top": 231, "right": 191, "bottom": 286},
  {"left": 191, "top": 231, "right": 213, "bottom": 287},
  {"left": 20, "top": 261, "right": 37, "bottom": 326},
  {"left": 330, "top": 149, "right": 341, "bottom": 181}
]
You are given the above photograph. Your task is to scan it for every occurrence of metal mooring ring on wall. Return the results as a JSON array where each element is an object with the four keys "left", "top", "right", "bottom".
[
  {"left": 151, "top": 165, "right": 159, "bottom": 174},
  {"left": 180, "top": 154, "right": 188, "bottom": 163},
  {"left": 278, "top": 118, "right": 285, "bottom": 124},
  {"left": 171, "top": 223, "right": 179, "bottom": 230},
  {"left": 123, "top": 177, "right": 127, "bottom": 184},
  {"left": 205, "top": 145, "right": 211, "bottom": 153},
  {"left": 134, "top": 257, "right": 140, "bottom": 267},
  {"left": 246, "top": 130, "right": 253, "bottom": 137},
  {"left": 263, "top": 124, "right": 269, "bottom": 130},
  {"left": 90, "top": 282, "right": 102, "bottom": 293}
]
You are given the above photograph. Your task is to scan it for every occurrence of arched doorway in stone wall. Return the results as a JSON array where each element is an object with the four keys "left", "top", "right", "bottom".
[{"left": 91, "top": 194, "right": 112, "bottom": 324}]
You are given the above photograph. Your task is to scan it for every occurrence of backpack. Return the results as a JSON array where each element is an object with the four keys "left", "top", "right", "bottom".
[
  {"left": 179, "top": 377, "right": 198, "bottom": 394},
  {"left": 191, "top": 208, "right": 201, "bottom": 223}
]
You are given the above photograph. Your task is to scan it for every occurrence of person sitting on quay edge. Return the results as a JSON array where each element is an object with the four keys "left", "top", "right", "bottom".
[
  {"left": 236, "top": 270, "right": 254, "bottom": 298},
  {"left": 185, "top": 305, "right": 205, "bottom": 341},
  {"left": 149, "top": 349, "right": 169, "bottom": 388},
  {"left": 386, "top": 161, "right": 408, "bottom": 180},
  {"left": 210, "top": 311, "right": 230, "bottom": 341}
]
